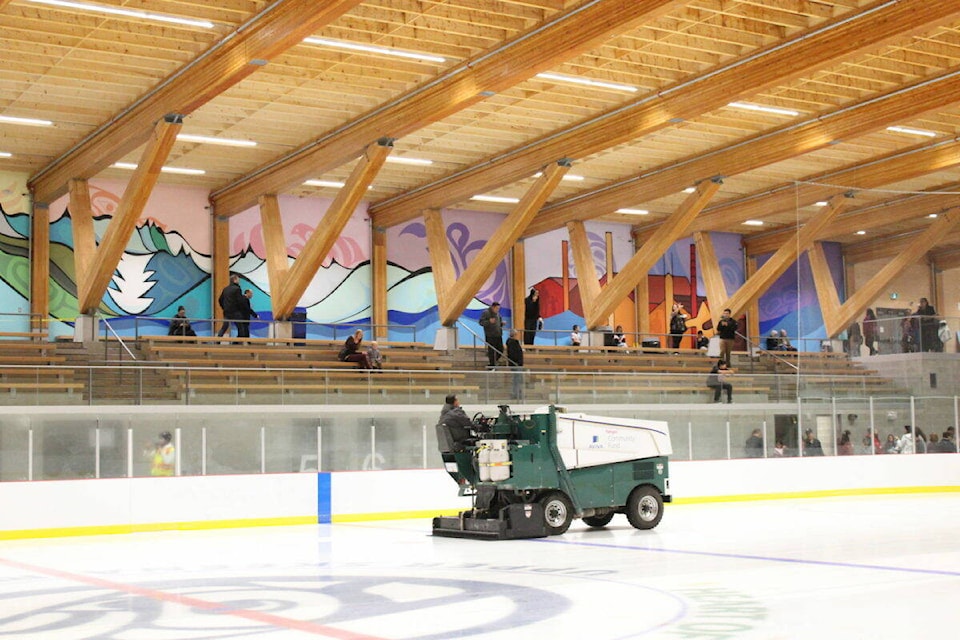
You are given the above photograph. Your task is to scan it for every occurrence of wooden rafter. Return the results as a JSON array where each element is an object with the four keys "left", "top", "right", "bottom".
[
  {"left": 214, "top": 0, "right": 679, "bottom": 219},
  {"left": 692, "top": 231, "right": 727, "bottom": 326},
  {"left": 586, "top": 179, "right": 721, "bottom": 328},
  {"left": 511, "top": 242, "right": 526, "bottom": 333},
  {"left": 699, "top": 138, "right": 960, "bottom": 232},
  {"left": 213, "top": 216, "right": 230, "bottom": 323},
  {"left": 437, "top": 160, "right": 571, "bottom": 325},
  {"left": 567, "top": 221, "right": 602, "bottom": 312},
  {"left": 30, "top": 202, "right": 49, "bottom": 334},
  {"left": 273, "top": 139, "right": 393, "bottom": 319},
  {"left": 530, "top": 69, "right": 960, "bottom": 237},
  {"left": 68, "top": 179, "right": 97, "bottom": 300},
  {"left": 29, "top": 0, "right": 362, "bottom": 205},
  {"left": 808, "top": 242, "right": 842, "bottom": 331},
  {"left": 372, "top": 228, "right": 387, "bottom": 340},
  {"left": 372, "top": 0, "right": 960, "bottom": 228},
  {"left": 258, "top": 194, "right": 290, "bottom": 320},
  {"left": 724, "top": 193, "right": 850, "bottom": 319},
  {"left": 829, "top": 211, "right": 960, "bottom": 335},
  {"left": 78, "top": 115, "right": 182, "bottom": 314}
]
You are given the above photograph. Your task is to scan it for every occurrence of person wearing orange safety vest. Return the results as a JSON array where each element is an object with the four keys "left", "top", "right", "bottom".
[{"left": 146, "top": 431, "right": 175, "bottom": 476}]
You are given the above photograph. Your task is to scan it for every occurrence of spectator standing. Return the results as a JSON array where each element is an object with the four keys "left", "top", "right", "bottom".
[
  {"left": 802, "top": 429, "right": 824, "bottom": 456},
  {"left": 339, "top": 329, "right": 372, "bottom": 369},
  {"left": 838, "top": 430, "right": 854, "bottom": 456},
  {"left": 862, "top": 308, "right": 878, "bottom": 355},
  {"left": 523, "top": 289, "right": 541, "bottom": 346},
  {"left": 716, "top": 309, "right": 738, "bottom": 366},
  {"left": 916, "top": 298, "right": 939, "bottom": 352},
  {"left": 900, "top": 316, "right": 916, "bottom": 353},
  {"left": 937, "top": 431, "right": 957, "bottom": 453},
  {"left": 479, "top": 302, "right": 504, "bottom": 367},
  {"left": 145, "top": 431, "right": 175, "bottom": 477},
  {"left": 669, "top": 303, "right": 689, "bottom": 350},
  {"left": 506, "top": 329, "right": 525, "bottom": 400},
  {"left": 168, "top": 306, "right": 196, "bottom": 338},
  {"left": 938, "top": 320, "right": 952, "bottom": 353},
  {"left": 846, "top": 321, "right": 862, "bottom": 356},
  {"left": 238, "top": 289, "right": 258, "bottom": 339},
  {"left": 883, "top": 433, "right": 899, "bottom": 454},
  {"left": 570, "top": 324, "right": 582, "bottom": 347},
  {"left": 895, "top": 425, "right": 915, "bottom": 454},
  {"left": 773, "top": 440, "right": 787, "bottom": 457},
  {"left": 217, "top": 274, "right": 245, "bottom": 338},
  {"left": 744, "top": 429, "right": 763, "bottom": 458}
]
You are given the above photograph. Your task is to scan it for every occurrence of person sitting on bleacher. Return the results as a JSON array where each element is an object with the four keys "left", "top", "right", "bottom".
[
  {"left": 168, "top": 306, "right": 196, "bottom": 338},
  {"left": 613, "top": 325, "right": 628, "bottom": 348},
  {"left": 766, "top": 330, "right": 780, "bottom": 350}
]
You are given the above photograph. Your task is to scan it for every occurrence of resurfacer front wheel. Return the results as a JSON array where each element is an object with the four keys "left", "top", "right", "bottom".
[
  {"left": 539, "top": 491, "right": 573, "bottom": 535},
  {"left": 582, "top": 512, "right": 614, "bottom": 528},
  {"left": 626, "top": 486, "right": 663, "bottom": 530}
]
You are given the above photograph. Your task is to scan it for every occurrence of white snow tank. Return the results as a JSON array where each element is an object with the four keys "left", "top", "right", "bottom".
[{"left": 544, "top": 410, "right": 672, "bottom": 470}]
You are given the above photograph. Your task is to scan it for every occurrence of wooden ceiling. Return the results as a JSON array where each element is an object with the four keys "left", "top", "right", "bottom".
[{"left": 5, "top": 0, "right": 960, "bottom": 265}]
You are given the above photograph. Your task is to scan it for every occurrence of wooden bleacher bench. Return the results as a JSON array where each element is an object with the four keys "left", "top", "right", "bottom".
[
  {"left": 0, "top": 355, "right": 67, "bottom": 365},
  {"left": 0, "top": 382, "right": 83, "bottom": 393},
  {"left": 0, "top": 331, "right": 47, "bottom": 341},
  {"left": 0, "top": 367, "right": 75, "bottom": 379}
]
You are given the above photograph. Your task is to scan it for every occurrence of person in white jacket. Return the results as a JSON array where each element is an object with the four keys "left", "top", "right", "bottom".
[{"left": 895, "top": 425, "right": 915, "bottom": 454}]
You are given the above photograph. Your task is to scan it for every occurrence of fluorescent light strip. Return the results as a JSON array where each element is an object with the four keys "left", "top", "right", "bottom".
[
  {"left": 683, "top": 187, "right": 696, "bottom": 194},
  {"left": 0, "top": 115, "right": 53, "bottom": 126},
  {"left": 303, "top": 37, "right": 445, "bottom": 63},
  {"left": 928, "top": 213, "right": 939, "bottom": 218},
  {"left": 304, "top": 180, "right": 345, "bottom": 188},
  {"left": 814, "top": 201, "right": 829, "bottom": 207},
  {"left": 27, "top": 0, "right": 214, "bottom": 28},
  {"left": 385, "top": 156, "right": 433, "bottom": 166},
  {"left": 177, "top": 134, "right": 256, "bottom": 148},
  {"left": 616, "top": 208, "right": 648, "bottom": 215},
  {"left": 0, "top": 152, "right": 11, "bottom": 158},
  {"left": 855, "top": 230, "right": 866, "bottom": 235},
  {"left": 886, "top": 126, "right": 937, "bottom": 138},
  {"left": 471, "top": 195, "right": 520, "bottom": 204},
  {"left": 536, "top": 72, "right": 637, "bottom": 93},
  {"left": 727, "top": 101, "right": 799, "bottom": 117},
  {"left": 113, "top": 162, "right": 205, "bottom": 176},
  {"left": 742, "top": 220, "right": 764, "bottom": 226},
  {"left": 533, "top": 172, "right": 584, "bottom": 182}
]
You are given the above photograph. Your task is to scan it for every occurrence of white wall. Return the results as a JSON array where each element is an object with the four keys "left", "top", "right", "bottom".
[{"left": 2, "top": 455, "right": 957, "bottom": 539}]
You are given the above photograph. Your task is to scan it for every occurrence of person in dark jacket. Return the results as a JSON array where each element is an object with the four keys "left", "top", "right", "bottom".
[
  {"left": 479, "top": 302, "right": 504, "bottom": 367},
  {"left": 802, "top": 429, "right": 824, "bottom": 456},
  {"left": 523, "top": 289, "right": 540, "bottom": 346},
  {"left": 716, "top": 309, "right": 738, "bottom": 366},
  {"left": 339, "top": 329, "right": 372, "bottom": 369},
  {"left": 706, "top": 360, "right": 733, "bottom": 403},
  {"left": 506, "top": 329, "right": 525, "bottom": 399},
  {"left": 217, "top": 274, "right": 245, "bottom": 337},
  {"left": 168, "top": 306, "right": 196, "bottom": 338},
  {"left": 237, "top": 289, "right": 258, "bottom": 339},
  {"left": 744, "top": 429, "right": 763, "bottom": 458},
  {"left": 437, "top": 394, "right": 476, "bottom": 453}
]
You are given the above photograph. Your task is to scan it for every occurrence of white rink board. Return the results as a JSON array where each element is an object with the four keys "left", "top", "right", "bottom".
[{"left": 555, "top": 412, "right": 672, "bottom": 469}]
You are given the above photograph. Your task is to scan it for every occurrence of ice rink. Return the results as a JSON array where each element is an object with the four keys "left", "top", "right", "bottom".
[{"left": 0, "top": 493, "right": 957, "bottom": 639}]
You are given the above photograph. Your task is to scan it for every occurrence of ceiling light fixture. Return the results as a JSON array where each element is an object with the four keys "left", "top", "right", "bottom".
[
  {"left": 814, "top": 201, "right": 829, "bottom": 207},
  {"left": 385, "top": 156, "right": 433, "bottom": 166},
  {"left": 928, "top": 213, "right": 939, "bottom": 218},
  {"left": 471, "top": 195, "right": 521, "bottom": 204},
  {"left": 742, "top": 220, "right": 765, "bottom": 226},
  {"left": 616, "top": 208, "right": 648, "bottom": 215},
  {"left": 535, "top": 72, "right": 637, "bottom": 93},
  {"left": 303, "top": 179, "right": 345, "bottom": 188},
  {"left": 886, "top": 125, "right": 936, "bottom": 138},
  {"left": 532, "top": 171, "right": 584, "bottom": 182},
  {"left": 303, "top": 37, "right": 445, "bottom": 63},
  {"left": 855, "top": 230, "right": 866, "bottom": 235},
  {"left": 0, "top": 114, "right": 53, "bottom": 127},
  {"left": 727, "top": 101, "right": 800, "bottom": 117},
  {"left": 0, "top": 152, "right": 11, "bottom": 158},
  {"left": 112, "top": 162, "right": 205, "bottom": 175},
  {"left": 683, "top": 187, "right": 696, "bottom": 194},
  {"left": 177, "top": 134, "right": 256, "bottom": 148},
  {"left": 27, "top": 0, "right": 214, "bottom": 28}
]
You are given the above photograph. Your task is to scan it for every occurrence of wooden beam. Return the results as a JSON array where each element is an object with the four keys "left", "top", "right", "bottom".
[
  {"left": 67, "top": 179, "right": 97, "bottom": 299},
  {"left": 631, "top": 228, "right": 649, "bottom": 337},
  {"left": 275, "top": 139, "right": 393, "bottom": 318},
  {"left": 832, "top": 211, "right": 960, "bottom": 335},
  {"left": 423, "top": 209, "right": 457, "bottom": 323},
  {"left": 605, "top": 232, "right": 615, "bottom": 327},
  {"left": 725, "top": 194, "right": 849, "bottom": 319},
  {"left": 528, "top": 69, "right": 960, "bottom": 237},
  {"left": 692, "top": 231, "right": 727, "bottom": 327},
  {"left": 372, "top": 227, "right": 387, "bottom": 340},
  {"left": 373, "top": 0, "right": 960, "bottom": 227},
  {"left": 512, "top": 242, "right": 525, "bottom": 332},
  {"left": 745, "top": 256, "right": 760, "bottom": 347},
  {"left": 440, "top": 160, "right": 571, "bottom": 325},
  {"left": 258, "top": 194, "right": 289, "bottom": 320},
  {"left": 931, "top": 249, "right": 960, "bottom": 272},
  {"left": 30, "top": 201, "right": 49, "bottom": 334},
  {"left": 808, "top": 242, "right": 842, "bottom": 336},
  {"left": 587, "top": 179, "right": 722, "bottom": 327},
  {"left": 216, "top": 0, "right": 678, "bottom": 219},
  {"left": 77, "top": 115, "right": 181, "bottom": 314},
  {"left": 213, "top": 215, "right": 230, "bottom": 324},
  {"left": 567, "top": 221, "right": 602, "bottom": 313},
  {"left": 29, "top": 0, "right": 362, "bottom": 205}
]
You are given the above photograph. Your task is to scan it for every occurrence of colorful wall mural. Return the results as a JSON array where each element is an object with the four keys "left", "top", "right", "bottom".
[{"left": 0, "top": 170, "right": 843, "bottom": 350}]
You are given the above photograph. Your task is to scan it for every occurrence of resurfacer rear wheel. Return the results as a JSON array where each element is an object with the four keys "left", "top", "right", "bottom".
[
  {"left": 539, "top": 491, "right": 573, "bottom": 535},
  {"left": 582, "top": 512, "right": 614, "bottom": 528},
  {"left": 626, "top": 486, "right": 663, "bottom": 530}
]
